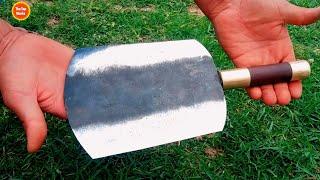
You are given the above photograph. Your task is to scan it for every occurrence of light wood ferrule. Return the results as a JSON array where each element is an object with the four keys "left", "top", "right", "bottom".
[
  {"left": 289, "top": 60, "right": 311, "bottom": 81},
  {"left": 219, "top": 68, "right": 251, "bottom": 89}
]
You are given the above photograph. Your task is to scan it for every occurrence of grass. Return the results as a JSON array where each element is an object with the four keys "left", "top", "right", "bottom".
[{"left": 0, "top": 0, "right": 319, "bottom": 179}]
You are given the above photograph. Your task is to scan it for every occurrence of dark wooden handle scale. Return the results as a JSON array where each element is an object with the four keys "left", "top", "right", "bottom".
[
  {"left": 249, "top": 63, "right": 292, "bottom": 86},
  {"left": 219, "top": 60, "right": 311, "bottom": 89}
]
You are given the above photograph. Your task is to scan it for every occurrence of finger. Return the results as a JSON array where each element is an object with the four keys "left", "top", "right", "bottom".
[
  {"left": 288, "top": 80, "right": 302, "bottom": 99},
  {"left": 280, "top": 2, "right": 320, "bottom": 25},
  {"left": 273, "top": 83, "right": 291, "bottom": 105},
  {"left": 3, "top": 92, "right": 47, "bottom": 152},
  {"left": 261, "top": 85, "right": 277, "bottom": 106},
  {"left": 246, "top": 87, "right": 262, "bottom": 100}
]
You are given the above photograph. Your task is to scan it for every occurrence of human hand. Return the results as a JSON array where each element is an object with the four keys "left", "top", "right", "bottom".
[
  {"left": 196, "top": 0, "right": 320, "bottom": 105},
  {"left": 0, "top": 20, "right": 74, "bottom": 152}
]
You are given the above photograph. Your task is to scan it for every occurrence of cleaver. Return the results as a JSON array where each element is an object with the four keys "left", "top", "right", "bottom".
[{"left": 64, "top": 40, "right": 310, "bottom": 159}]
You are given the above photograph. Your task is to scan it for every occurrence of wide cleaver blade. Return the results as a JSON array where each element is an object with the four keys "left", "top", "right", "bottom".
[{"left": 64, "top": 40, "right": 226, "bottom": 159}]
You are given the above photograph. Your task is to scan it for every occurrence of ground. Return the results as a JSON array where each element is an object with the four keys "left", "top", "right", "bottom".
[{"left": 0, "top": 0, "right": 319, "bottom": 179}]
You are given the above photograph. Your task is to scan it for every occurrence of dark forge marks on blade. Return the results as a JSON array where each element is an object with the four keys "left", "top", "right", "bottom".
[
  {"left": 65, "top": 55, "right": 224, "bottom": 128},
  {"left": 65, "top": 48, "right": 224, "bottom": 129}
]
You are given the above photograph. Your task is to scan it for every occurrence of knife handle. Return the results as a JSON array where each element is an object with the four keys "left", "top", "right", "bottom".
[{"left": 219, "top": 60, "right": 311, "bottom": 89}]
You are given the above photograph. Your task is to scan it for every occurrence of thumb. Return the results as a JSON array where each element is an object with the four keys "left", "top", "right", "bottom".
[
  {"left": 280, "top": 2, "right": 320, "bottom": 25},
  {"left": 3, "top": 92, "right": 47, "bottom": 153}
]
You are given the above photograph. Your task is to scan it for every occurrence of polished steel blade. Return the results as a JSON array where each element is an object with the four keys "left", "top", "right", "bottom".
[{"left": 64, "top": 40, "right": 226, "bottom": 159}]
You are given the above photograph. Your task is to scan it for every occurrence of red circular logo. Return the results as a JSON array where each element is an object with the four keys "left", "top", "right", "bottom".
[{"left": 12, "top": 1, "right": 31, "bottom": 21}]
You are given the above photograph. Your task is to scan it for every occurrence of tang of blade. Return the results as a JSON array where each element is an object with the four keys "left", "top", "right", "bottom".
[{"left": 64, "top": 40, "right": 227, "bottom": 159}]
